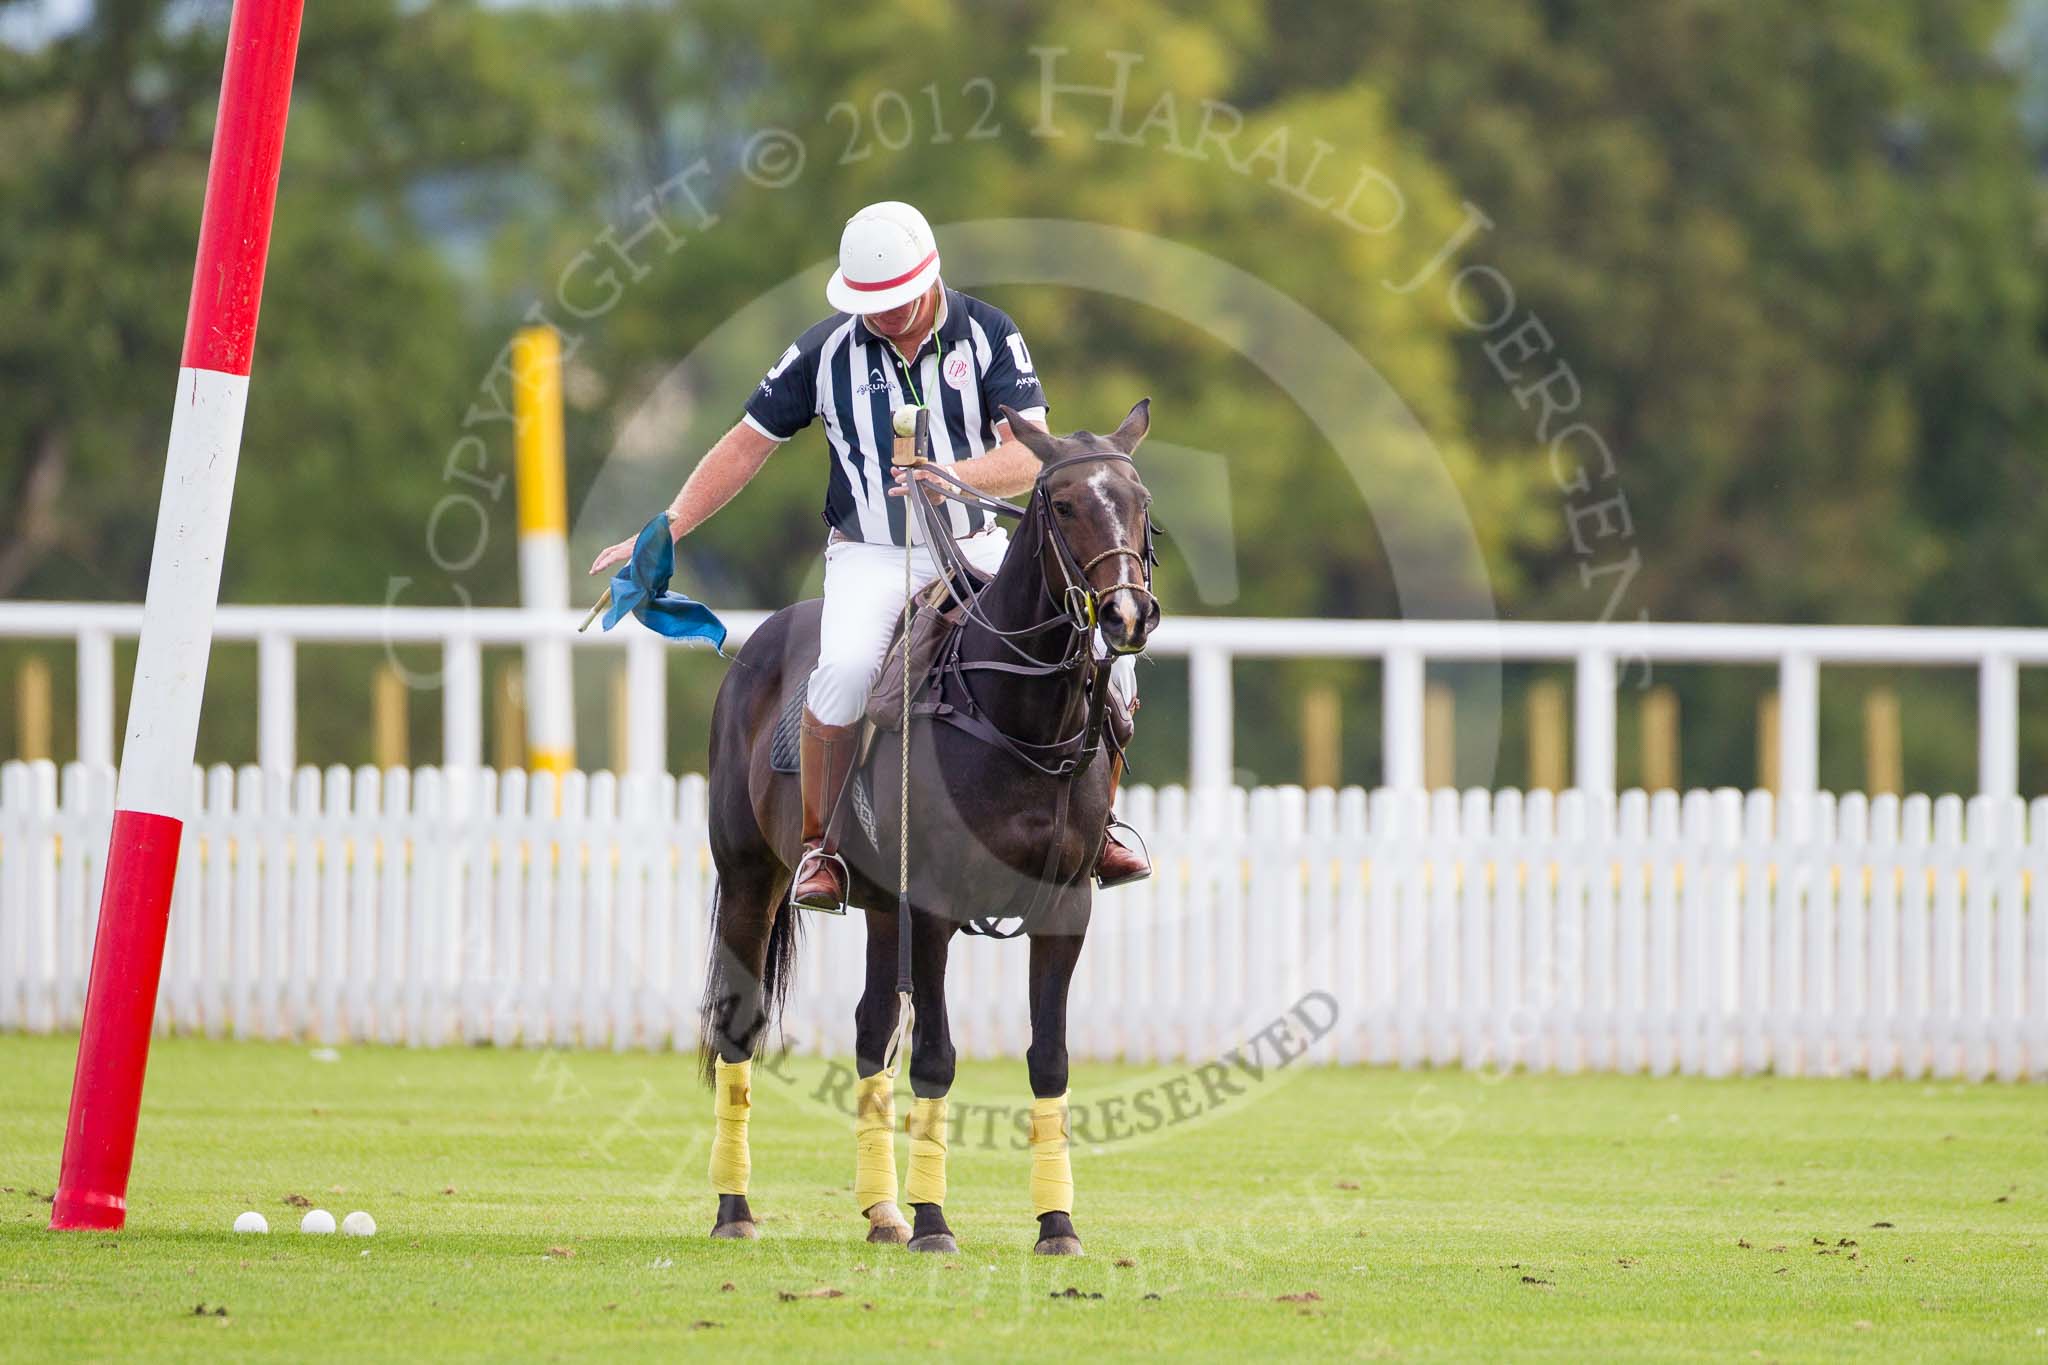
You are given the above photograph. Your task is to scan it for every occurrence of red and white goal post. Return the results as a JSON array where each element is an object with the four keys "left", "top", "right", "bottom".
[{"left": 50, "top": 0, "right": 306, "bottom": 1232}]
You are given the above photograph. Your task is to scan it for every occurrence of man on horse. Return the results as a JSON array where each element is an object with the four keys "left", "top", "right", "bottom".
[{"left": 590, "top": 199, "right": 1148, "bottom": 911}]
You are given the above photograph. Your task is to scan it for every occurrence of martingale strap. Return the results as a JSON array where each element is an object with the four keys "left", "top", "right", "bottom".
[{"left": 958, "top": 658, "right": 1118, "bottom": 939}]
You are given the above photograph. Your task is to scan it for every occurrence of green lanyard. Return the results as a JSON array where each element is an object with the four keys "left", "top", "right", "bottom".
[{"left": 888, "top": 331, "right": 942, "bottom": 411}]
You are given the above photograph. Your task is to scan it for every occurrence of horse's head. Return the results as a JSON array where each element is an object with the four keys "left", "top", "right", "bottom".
[{"left": 999, "top": 399, "right": 1159, "bottom": 655}]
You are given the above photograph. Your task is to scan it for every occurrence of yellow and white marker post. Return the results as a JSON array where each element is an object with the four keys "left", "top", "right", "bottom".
[{"left": 512, "top": 326, "right": 574, "bottom": 776}]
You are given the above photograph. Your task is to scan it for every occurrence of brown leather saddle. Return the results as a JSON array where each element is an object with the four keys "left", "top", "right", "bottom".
[
  {"left": 764, "top": 566, "right": 987, "bottom": 777},
  {"left": 864, "top": 565, "right": 989, "bottom": 731}
]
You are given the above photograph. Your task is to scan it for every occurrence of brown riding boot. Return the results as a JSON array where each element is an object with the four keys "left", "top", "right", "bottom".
[
  {"left": 1094, "top": 752, "right": 1151, "bottom": 889},
  {"left": 792, "top": 708, "right": 860, "bottom": 912}
]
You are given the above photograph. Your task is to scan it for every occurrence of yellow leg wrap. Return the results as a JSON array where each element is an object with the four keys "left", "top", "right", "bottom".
[
  {"left": 905, "top": 1096, "right": 949, "bottom": 1207},
  {"left": 853, "top": 1072, "right": 899, "bottom": 1212},
  {"left": 708, "top": 1058, "right": 752, "bottom": 1196},
  {"left": 1028, "top": 1093, "right": 1073, "bottom": 1216}
]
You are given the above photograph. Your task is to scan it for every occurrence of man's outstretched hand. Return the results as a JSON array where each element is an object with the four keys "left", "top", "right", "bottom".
[{"left": 588, "top": 537, "right": 637, "bottom": 577}]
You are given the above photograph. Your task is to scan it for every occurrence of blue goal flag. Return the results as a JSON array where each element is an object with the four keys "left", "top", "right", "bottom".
[{"left": 600, "top": 512, "right": 728, "bottom": 653}]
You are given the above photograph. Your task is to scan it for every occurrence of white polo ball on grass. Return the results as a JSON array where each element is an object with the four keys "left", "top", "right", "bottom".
[
  {"left": 300, "top": 1208, "right": 337, "bottom": 1234},
  {"left": 341, "top": 1211, "right": 377, "bottom": 1238},
  {"left": 233, "top": 1211, "right": 269, "bottom": 1234}
]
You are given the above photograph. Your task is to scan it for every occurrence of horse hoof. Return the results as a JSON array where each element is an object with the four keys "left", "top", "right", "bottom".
[
  {"left": 1034, "top": 1235, "right": 1084, "bottom": 1256},
  {"left": 710, "top": 1220, "right": 758, "bottom": 1240},
  {"left": 907, "top": 1233, "right": 959, "bottom": 1254},
  {"left": 864, "top": 1200, "right": 910, "bottom": 1245}
]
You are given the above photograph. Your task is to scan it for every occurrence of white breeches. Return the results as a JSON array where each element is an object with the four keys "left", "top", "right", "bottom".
[{"left": 806, "top": 529, "right": 1139, "bottom": 726}]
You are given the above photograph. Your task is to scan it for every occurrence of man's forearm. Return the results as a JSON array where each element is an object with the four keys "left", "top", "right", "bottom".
[
  {"left": 945, "top": 437, "right": 1041, "bottom": 497},
  {"left": 667, "top": 422, "right": 779, "bottom": 537}
]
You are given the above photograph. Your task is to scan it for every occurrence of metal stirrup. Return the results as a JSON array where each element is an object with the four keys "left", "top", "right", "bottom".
[{"left": 791, "top": 845, "right": 848, "bottom": 914}]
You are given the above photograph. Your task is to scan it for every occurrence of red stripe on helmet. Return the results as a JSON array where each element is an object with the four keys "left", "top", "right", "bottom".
[{"left": 843, "top": 248, "right": 938, "bottom": 293}]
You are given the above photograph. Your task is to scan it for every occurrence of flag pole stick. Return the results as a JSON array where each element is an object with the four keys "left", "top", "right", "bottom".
[{"left": 578, "top": 587, "right": 613, "bottom": 633}]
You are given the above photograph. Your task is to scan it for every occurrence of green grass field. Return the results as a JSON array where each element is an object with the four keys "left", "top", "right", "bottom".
[{"left": 2, "top": 1034, "right": 2044, "bottom": 1361}]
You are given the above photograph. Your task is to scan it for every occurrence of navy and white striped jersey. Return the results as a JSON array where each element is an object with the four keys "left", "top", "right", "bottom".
[{"left": 741, "top": 288, "right": 1048, "bottom": 545}]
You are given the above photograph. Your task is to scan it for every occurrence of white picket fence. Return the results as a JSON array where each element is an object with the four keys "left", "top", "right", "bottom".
[{"left": 1, "top": 759, "right": 2044, "bottom": 1080}]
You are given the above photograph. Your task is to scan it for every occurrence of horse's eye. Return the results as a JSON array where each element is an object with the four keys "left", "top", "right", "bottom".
[{"left": 1051, "top": 499, "right": 1075, "bottom": 517}]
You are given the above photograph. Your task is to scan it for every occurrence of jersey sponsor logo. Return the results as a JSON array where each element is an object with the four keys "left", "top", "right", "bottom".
[
  {"left": 943, "top": 350, "right": 973, "bottom": 390},
  {"left": 855, "top": 365, "right": 891, "bottom": 396},
  {"left": 1005, "top": 332, "right": 1035, "bottom": 374}
]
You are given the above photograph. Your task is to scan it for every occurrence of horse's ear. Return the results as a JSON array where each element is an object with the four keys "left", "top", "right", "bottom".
[
  {"left": 1109, "top": 397, "right": 1151, "bottom": 454},
  {"left": 999, "top": 404, "right": 1061, "bottom": 461}
]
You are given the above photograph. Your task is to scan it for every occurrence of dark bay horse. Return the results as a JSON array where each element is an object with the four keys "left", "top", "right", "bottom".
[{"left": 697, "top": 399, "right": 1156, "bottom": 1256}]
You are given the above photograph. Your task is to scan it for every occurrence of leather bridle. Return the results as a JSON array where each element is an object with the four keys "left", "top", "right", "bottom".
[
  {"left": 908, "top": 448, "right": 1159, "bottom": 663},
  {"left": 1030, "top": 451, "right": 1161, "bottom": 647}
]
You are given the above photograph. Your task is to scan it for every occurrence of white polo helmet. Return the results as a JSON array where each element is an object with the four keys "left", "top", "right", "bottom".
[{"left": 826, "top": 200, "right": 941, "bottom": 315}]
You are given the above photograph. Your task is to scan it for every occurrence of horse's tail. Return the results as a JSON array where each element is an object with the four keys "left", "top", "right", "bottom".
[{"left": 696, "top": 878, "right": 803, "bottom": 1086}]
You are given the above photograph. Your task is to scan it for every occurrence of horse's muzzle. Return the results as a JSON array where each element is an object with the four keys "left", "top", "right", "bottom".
[{"left": 1101, "top": 595, "right": 1157, "bottom": 654}]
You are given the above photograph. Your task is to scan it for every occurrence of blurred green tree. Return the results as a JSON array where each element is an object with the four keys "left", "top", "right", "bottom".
[{"left": 1257, "top": 0, "right": 2047, "bottom": 631}]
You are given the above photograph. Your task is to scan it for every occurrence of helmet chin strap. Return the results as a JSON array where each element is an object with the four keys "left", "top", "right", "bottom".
[{"left": 874, "top": 284, "right": 935, "bottom": 349}]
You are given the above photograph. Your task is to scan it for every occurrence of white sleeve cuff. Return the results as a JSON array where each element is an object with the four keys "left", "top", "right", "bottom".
[
  {"left": 1010, "top": 406, "right": 1048, "bottom": 430},
  {"left": 740, "top": 411, "right": 791, "bottom": 443}
]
